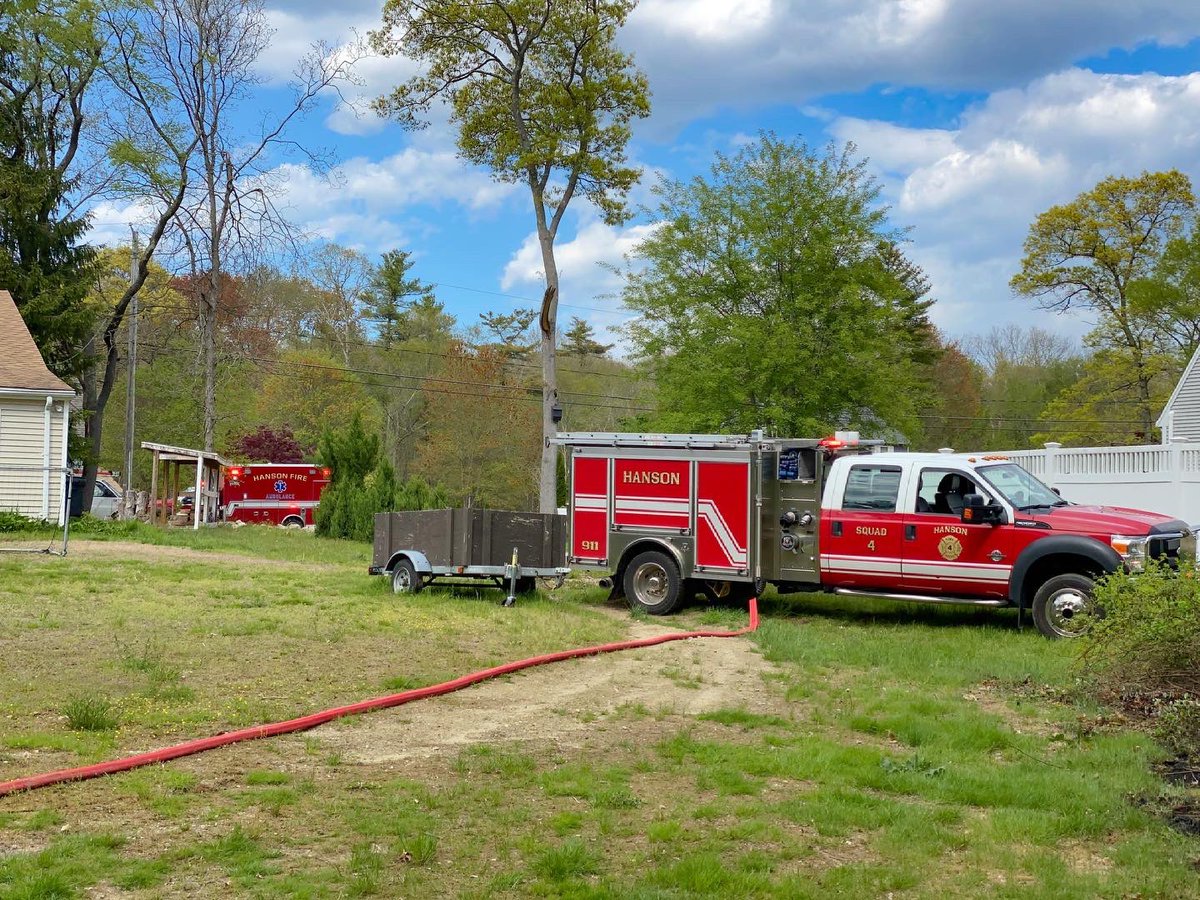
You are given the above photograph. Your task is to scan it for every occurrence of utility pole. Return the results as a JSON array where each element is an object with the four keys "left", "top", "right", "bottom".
[{"left": 122, "top": 229, "right": 139, "bottom": 517}]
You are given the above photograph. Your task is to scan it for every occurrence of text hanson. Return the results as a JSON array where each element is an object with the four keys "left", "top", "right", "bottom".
[{"left": 622, "top": 470, "right": 682, "bottom": 486}]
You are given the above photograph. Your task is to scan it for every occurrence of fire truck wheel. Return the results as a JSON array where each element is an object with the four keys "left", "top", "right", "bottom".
[
  {"left": 391, "top": 559, "right": 423, "bottom": 595},
  {"left": 1031, "top": 573, "right": 1098, "bottom": 639},
  {"left": 624, "top": 550, "right": 682, "bottom": 615}
]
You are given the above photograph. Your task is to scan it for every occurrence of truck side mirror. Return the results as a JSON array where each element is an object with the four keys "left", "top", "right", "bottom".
[{"left": 961, "top": 493, "right": 1005, "bottom": 526}]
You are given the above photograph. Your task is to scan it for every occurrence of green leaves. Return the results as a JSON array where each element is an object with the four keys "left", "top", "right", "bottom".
[{"left": 622, "top": 133, "right": 928, "bottom": 439}]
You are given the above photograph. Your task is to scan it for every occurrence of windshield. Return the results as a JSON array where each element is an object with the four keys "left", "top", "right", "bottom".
[{"left": 977, "top": 463, "right": 1065, "bottom": 510}]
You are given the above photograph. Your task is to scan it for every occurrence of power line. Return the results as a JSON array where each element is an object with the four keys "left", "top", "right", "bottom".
[
  {"left": 132, "top": 298, "right": 646, "bottom": 382},
  {"left": 140, "top": 345, "right": 655, "bottom": 414}
]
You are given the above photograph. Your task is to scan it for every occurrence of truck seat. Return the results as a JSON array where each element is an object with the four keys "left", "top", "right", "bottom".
[{"left": 934, "top": 473, "right": 970, "bottom": 515}]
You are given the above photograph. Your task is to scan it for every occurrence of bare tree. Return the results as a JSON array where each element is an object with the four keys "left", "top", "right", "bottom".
[
  {"left": 305, "top": 243, "right": 373, "bottom": 366},
  {"left": 132, "top": 0, "right": 357, "bottom": 450}
]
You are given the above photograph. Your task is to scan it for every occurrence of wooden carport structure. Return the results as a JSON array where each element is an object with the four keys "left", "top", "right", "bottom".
[{"left": 141, "top": 442, "right": 228, "bottom": 529}]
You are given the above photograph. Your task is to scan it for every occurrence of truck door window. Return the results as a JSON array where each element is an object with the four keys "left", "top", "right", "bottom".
[
  {"left": 915, "top": 468, "right": 988, "bottom": 515},
  {"left": 841, "top": 464, "right": 901, "bottom": 512}
]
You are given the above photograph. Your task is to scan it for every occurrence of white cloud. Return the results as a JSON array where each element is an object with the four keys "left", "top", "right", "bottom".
[
  {"left": 626, "top": 0, "right": 1200, "bottom": 131},
  {"left": 263, "top": 147, "right": 517, "bottom": 251},
  {"left": 500, "top": 217, "right": 663, "bottom": 350},
  {"left": 827, "top": 69, "right": 1200, "bottom": 337}
]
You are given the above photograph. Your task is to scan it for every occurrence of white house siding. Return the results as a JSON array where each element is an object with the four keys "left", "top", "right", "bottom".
[
  {"left": 1164, "top": 366, "right": 1200, "bottom": 440},
  {"left": 0, "top": 398, "right": 68, "bottom": 522}
]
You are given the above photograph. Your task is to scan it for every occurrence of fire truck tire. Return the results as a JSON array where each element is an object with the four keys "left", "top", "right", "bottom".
[
  {"left": 391, "top": 559, "right": 423, "bottom": 595},
  {"left": 624, "top": 550, "right": 682, "bottom": 616},
  {"left": 1031, "top": 573, "right": 1098, "bottom": 639}
]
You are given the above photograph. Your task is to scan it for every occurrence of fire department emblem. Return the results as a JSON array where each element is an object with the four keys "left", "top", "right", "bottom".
[{"left": 938, "top": 535, "right": 963, "bottom": 561}]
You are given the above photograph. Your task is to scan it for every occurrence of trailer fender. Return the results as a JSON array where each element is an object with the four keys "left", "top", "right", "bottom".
[
  {"left": 385, "top": 550, "right": 433, "bottom": 576},
  {"left": 610, "top": 539, "right": 685, "bottom": 600},
  {"left": 1007, "top": 536, "right": 1121, "bottom": 607}
]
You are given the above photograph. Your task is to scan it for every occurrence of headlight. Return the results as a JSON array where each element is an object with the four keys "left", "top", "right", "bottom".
[{"left": 1110, "top": 535, "right": 1150, "bottom": 571}]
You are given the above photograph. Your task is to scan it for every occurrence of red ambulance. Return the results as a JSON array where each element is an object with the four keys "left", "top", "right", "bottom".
[{"left": 222, "top": 464, "right": 330, "bottom": 527}]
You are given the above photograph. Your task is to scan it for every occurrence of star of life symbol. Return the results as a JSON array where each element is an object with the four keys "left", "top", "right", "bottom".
[{"left": 273, "top": 480, "right": 288, "bottom": 493}]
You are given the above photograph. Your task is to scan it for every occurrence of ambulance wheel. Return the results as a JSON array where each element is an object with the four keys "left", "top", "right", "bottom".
[
  {"left": 624, "top": 551, "right": 682, "bottom": 616},
  {"left": 1031, "top": 573, "right": 1099, "bottom": 639},
  {"left": 391, "top": 559, "right": 423, "bottom": 595},
  {"left": 281, "top": 515, "right": 304, "bottom": 528}
]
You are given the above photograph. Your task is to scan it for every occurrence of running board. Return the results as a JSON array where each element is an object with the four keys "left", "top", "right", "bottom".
[{"left": 834, "top": 588, "right": 1009, "bottom": 607}]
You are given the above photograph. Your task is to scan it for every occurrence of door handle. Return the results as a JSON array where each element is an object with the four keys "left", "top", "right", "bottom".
[
  {"left": 905, "top": 524, "right": 916, "bottom": 541},
  {"left": 831, "top": 521, "right": 842, "bottom": 537}
]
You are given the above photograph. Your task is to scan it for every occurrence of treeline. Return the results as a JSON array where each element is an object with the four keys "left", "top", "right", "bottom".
[{"left": 89, "top": 247, "right": 646, "bottom": 511}]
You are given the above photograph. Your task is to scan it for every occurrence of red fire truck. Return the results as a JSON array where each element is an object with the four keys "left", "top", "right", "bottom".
[
  {"left": 554, "top": 431, "right": 1192, "bottom": 638},
  {"left": 222, "top": 464, "right": 330, "bottom": 527}
]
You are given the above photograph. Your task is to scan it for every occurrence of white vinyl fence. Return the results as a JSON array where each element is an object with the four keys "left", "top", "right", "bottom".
[{"left": 1001, "top": 442, "right": 1200, "bottom": 527}]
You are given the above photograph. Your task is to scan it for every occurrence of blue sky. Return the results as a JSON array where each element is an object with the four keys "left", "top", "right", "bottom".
[{"left": 89, "top": 1, "right": 1200, "bottom": 351}]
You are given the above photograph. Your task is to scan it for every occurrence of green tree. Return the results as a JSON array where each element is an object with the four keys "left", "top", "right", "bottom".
[
  {"left": 622, "top": 134, "right": 927, "bottom": 438},
  {"left": 372, "top": 0, "right": 650, "bottom": 512},
  {"left": 413, "top": 345, "right": 541, "bottom": 509},
  {"left": 561, "top": 317, "right": 613, "bottom": 358},
  {"left": 1011, "top": 170, "right": 1195, "bottom": 440},
  {"left": 477, "top": 308, "right": 537, "bottom": 359},
  {"left": 366, "top": 249, "right": 434, "bottom": 348},
  {"left": 0, "top": 0, "right": 100, "bottom": 378}
]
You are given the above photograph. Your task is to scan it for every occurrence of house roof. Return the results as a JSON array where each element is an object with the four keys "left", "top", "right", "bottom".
[
  {"left": 1157, "top": 343, "right": 1200, "bottom": 429},
  {"left": 0, "top": 290, "right": 74, "bottom": 394}
]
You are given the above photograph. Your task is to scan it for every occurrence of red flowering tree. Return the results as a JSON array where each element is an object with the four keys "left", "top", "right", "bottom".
[{"left": 231, "top": 426, "right": 306, "bottom": 463}]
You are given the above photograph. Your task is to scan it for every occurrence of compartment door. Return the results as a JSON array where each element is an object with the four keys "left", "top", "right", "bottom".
[
  {"left": 695, "top": 460, "right": 751, "bottom": 575},
  {"left": 571, "top": 455, "right": 610, "bottom": 564}
]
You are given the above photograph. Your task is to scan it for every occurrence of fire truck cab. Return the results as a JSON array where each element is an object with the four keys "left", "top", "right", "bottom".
[{"left": 555, "top": 432, "right": 1192, "bottom": 639}]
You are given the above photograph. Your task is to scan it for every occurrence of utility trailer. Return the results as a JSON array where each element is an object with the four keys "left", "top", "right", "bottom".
[{"left": 369, "top": 508, "right": 570, "bottom": 604}]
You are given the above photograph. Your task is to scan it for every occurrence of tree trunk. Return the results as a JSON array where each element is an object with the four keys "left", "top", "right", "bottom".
[
  {"left": 78, "top": 337, "right": 100, "bottom": 516},
  {"left": 202, "top": 279, "right": 218, "bottom": 452},
  {"left": 537, "top": 228, "right": 560, "bottom": 514}
]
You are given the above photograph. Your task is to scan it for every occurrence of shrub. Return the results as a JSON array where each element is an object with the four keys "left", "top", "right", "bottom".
[
  {"left": 0, "top": 510, "right": 48, "bottom": 533},
  {"left": 1080, "top": 564, "right": 1200, "bottom": 759},
  {"left": 62, "top": 694, "right": 120, "bottom": 731},
  {"left": 315, "top": 415, "right": 450, "bottom": 541}
]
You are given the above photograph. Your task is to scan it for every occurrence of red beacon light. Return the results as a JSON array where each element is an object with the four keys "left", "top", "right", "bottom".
[
  {"left": 229, "top": 467, "right": 243, "bottom": 479},
  {"left": 819, "top": 430, "right": 860, "bottom": 451}
]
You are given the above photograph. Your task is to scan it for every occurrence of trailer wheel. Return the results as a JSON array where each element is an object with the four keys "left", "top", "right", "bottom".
[
  {"left": 515, "top": 577, "right": 538, "bottom": 595},
  {"left": 624, "top": 550, "right": 682, "bottom": 615},
  {"left": 391, "top": 559, "right": 423, "bottom": 595}
]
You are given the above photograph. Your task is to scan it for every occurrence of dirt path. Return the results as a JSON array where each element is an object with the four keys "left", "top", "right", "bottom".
[{"left": 317, "top": 615, "right": 784, "bottom": 764}]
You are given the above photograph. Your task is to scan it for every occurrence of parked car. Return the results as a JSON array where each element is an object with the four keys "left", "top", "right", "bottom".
[{"left": 69, "top": 475, "right": 122, "bottom": 520}]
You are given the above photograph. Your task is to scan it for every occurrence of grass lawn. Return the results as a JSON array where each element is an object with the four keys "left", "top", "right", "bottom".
[{"left": 0, "top": 525, "right": 1196, "bottom": 898}]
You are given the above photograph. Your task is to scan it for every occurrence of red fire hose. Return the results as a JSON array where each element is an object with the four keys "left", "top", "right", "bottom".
[{"left": 0, "top": 599, "right": 758, "bottom": 798}]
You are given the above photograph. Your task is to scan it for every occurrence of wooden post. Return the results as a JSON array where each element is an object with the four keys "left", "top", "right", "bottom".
[
  {"left": 149, "top": 450, "right": 160, "bottom": 525},
  {"left": 171, "top": 462, "right": 180, "bottom": 526},
  {"left": 193, "top": 458, "right": 203, "bottom": 530}
]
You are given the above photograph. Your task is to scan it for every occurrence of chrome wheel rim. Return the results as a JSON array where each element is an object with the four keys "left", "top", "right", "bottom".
[
  {"left": 392, "top": 567, "right": 412, "bottom": 594},
  {"left": 1047, "top": 587, "right": 1093, "bottom": 637},
  {"left": 632, "top": 562, "right": 669, "bottom": 606}
]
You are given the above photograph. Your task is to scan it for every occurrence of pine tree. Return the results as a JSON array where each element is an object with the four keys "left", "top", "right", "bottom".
[{"left": 366, "top": 249, "right": 434, "bottom": 348}]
